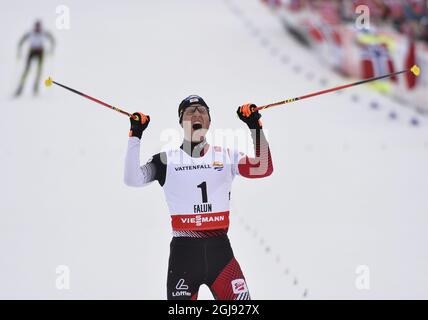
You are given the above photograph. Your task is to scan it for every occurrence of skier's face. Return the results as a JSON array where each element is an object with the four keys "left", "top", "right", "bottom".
[{"left": 181, "top": 104, "right": 211, "bottom": 143}]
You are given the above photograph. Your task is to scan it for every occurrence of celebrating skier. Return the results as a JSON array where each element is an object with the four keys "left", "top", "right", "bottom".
[{"left": 124, "top": 95, "right": 273, "bottom": 300}]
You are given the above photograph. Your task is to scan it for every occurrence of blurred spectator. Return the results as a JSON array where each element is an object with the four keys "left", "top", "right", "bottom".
[{"left": 271, "top": 0, "right": 428, "bottom": 43}]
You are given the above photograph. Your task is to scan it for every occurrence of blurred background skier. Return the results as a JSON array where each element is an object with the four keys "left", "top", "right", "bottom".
[{"left": 15, "top": 20, "right": 55, "bottom": 97}]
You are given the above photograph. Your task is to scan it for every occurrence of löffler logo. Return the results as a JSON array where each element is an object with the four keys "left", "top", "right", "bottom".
[
  {"left": 176, "top": 278, "right": 189, "bottom": 290},
  {"left": 172, "top": 278, "right": 191, "bottom": 297}
]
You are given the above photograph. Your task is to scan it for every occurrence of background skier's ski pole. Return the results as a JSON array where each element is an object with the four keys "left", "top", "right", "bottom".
[
  {"left": 44, "top": 77, "right": 138, "bottom": 120},
  {"left": 255, "top": 64, "right": 421, "bottom": 111}
]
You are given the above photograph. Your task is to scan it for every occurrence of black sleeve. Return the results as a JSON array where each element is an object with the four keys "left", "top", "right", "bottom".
[{"left": 150, "top": 152, "right": 167, "bottom": 187}]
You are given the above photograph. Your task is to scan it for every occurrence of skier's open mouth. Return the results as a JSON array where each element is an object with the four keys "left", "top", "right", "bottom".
[{"left": 192, "top": 123, "right": 203, "bottom": 130}]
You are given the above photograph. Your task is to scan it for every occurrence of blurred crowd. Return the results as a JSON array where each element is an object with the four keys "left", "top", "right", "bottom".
[
  {"left": 262, "top": 0, "right": 428, "bottom": 111},
  {"left": 264, "top": 0, "right": 428, "bottom": 43}
]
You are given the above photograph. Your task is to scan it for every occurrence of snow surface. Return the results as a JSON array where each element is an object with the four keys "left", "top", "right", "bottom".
[{"left": 0, "top": 0, "right": 427, "bottom": 299}]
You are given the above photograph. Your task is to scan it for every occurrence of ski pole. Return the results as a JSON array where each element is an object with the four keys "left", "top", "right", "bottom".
[
  {"left": 255, "top": 64, "right": 421, "bottom": 111},
  {"left": 44, "top": 77, "right": 138, "bottom": 120}
]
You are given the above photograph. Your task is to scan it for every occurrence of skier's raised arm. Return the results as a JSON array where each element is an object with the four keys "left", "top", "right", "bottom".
[
  {"left": 124, "top": 112, "right": 155, "bottom": 187},
  {"left": 236, "top": 104, "right": 274, "bottom": 179}
]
